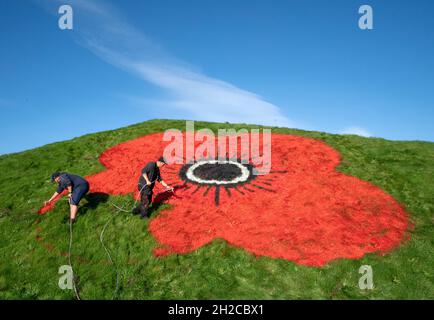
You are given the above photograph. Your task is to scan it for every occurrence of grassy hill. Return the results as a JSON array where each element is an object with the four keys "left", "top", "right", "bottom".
[{"left": 0, "top": 119, "right": 433, "bottom": 299}]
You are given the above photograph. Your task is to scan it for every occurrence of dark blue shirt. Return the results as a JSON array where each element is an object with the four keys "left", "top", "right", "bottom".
[{"left": 56, "top": 173, "right": 89, "bottom": 193}]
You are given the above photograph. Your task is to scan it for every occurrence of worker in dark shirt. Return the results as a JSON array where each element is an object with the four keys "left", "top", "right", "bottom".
[
  {"left": 133, "top": 156, "right": 173, "bottom": 219},
  {"left": 44, "top": 172, "right": 90, "bottom": 224}
]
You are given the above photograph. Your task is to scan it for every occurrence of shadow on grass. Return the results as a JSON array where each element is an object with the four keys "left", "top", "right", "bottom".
[
  {"left": 79, "top": 192, "right": 109, "bottom": 216},
  {"left": 147, "top": 184, "right": 187, "bottom": 217}
]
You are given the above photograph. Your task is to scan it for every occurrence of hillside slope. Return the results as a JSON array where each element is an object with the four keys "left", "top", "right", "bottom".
[{"left": 0, "top": 119, "right": 433, "bottom": 299}]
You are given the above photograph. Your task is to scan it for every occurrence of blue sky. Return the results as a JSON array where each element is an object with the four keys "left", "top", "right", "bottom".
[{"left": 1, "top": 0, "right": 433, "bottom": 154}]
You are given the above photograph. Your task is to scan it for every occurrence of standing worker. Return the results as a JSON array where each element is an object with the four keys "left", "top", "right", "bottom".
[
  {"left": 44, "top": 172, "right": 90, "bottom": 224},
  {"left": 133, "top": 157, "right": 173, "bottom": 219}
]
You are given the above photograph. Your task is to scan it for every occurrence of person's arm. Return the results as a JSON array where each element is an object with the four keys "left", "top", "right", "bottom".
[
  {"left": 45, "top": 191, "right": 59, "bottom": 205},
  {"left": 142, "top": 172, "right": 152, "bottom": 185},
  {"left": 159, "top": 180, "right": 173, "bottom": 191},
  {"left": 45, "top": 175, "right": 67, "bottom": 205},
  {"left": 46, "top": 174, "right": 72, "bottom": 205},
  {"left": 157, "top": 169, "right": 172, "bottom": 191}
]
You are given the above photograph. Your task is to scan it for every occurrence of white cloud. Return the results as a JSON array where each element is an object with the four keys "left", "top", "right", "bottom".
[
  {"left": 339, "top": 126, "right": 372, "bottom": 137},
  {"left": 45, "top": 0, "right": 292, "bottom": 127}
]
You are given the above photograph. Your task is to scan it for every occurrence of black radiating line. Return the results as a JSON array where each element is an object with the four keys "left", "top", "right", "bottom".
[
  {"left": 214, "top": 186, "right": 220, "bottom": 206},
  {"left": 191, "top": 185, "right": 202, "bottom": 195},
  {"left": 175, "top": 181, "right": 188, "bottom": 189},
  {"left": 251, "top": 184, "right": 276, "bottom": 193},
  {"left": 241, "top": 185, "right": 255, "bottom": 193},
  {"left": 224, "top": 187, "right": 231, "bottom": 197},
  {"left": 203, "top": 185, "right": 212, "bottom": 196},
  {"left": 255, "top": 177, "right": 274, "bottom": 185},
  {"left": 233, "top": 185, "right": 245, "bottom": 195},
  {"left": 270, "top": 170, "right": 288, "bottom": 174}
]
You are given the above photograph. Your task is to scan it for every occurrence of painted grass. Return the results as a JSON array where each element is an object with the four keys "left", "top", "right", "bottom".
[{"left": 0, "top": 119, "right": 432, "bottom": 299}]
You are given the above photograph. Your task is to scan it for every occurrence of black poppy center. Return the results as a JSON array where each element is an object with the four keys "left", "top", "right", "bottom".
[{"left": 192, "top": 163, "right": 242, "bottom": 181}]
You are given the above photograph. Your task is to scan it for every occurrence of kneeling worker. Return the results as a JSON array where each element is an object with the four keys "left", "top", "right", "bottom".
[
  {"left": 133, "top": 156, "right": 173, "bottom": 219},
  {"left": 45, "top": 172, "right": 90, "bottom": 224}
]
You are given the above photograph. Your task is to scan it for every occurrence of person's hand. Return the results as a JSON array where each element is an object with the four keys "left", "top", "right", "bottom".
[
  {"left": 146, "top": 181, "right": 152, "bottom": 186},
  {"left": 166, "top": 185, "right": 174, "bottom": 192},
  {"left": 44, "top": 200, "right": 51, "bottom": 206}
]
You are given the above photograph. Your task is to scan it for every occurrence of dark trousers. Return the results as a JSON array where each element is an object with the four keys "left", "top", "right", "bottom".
[{"left": 135, "top": 190, "right": 153, "bottom": 217}]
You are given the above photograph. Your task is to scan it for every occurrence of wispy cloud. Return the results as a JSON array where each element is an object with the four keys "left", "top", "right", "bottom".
[
  {"left": 339, "top": 126, "right": 372, "bottom": 137},
  {"left": 42, "top": 0, "right": 292, "bottom": 127}
]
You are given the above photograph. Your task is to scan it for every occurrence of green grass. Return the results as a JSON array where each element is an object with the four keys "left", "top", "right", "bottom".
[{"left": 0, "top": 119, "right": 433, "bottom": 299}]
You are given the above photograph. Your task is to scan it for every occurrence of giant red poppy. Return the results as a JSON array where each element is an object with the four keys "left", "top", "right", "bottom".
[{"left": 38, "top": 132, "right": 410, "bottom": 266}]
